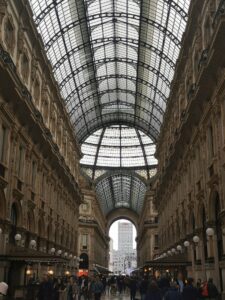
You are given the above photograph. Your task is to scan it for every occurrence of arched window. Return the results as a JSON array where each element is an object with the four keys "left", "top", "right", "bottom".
[{"left": 10, "top": 203, "right": 17, "bottom": 226}]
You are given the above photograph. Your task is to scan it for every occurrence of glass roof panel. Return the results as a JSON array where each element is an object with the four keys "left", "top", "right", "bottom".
[
  {"left": 28, "top": 0, "right": 190, "bottom": 215},
  {"left": 80, "top": 125, "right": 157, "bottom": 179},
  {"left": 28, "top": 0, "right": 190, "bottom": 143},
  {"left": 95, "top": 172, "right": 147, "bottom": 214}
]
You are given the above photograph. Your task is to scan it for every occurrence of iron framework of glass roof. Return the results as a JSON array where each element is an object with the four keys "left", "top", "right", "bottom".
[
  {"left": 80, "top": 125, "right": 157, "bottom": 181},
  {"left": 28, "top": 0, "right": 190, "bottom": 215},
  {"left": 95, "top": 171, "right": 147, "bottom": 215},
  {"left": 29, "top": 0, "right": 190, "bottom": 143}
]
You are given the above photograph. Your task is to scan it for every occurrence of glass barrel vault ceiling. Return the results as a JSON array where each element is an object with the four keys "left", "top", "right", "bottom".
[
  {"left": 95, "top": 172, "right": 147, "bottom": 215},
  {"left": 80, "top": 125, "right": 157, "bottom": 181},
  {"left": 29, "top": 0, "right": 190, "bottom": 143},
  {"left": 28, "top": 0, "right": 191, "bottom": 214}
]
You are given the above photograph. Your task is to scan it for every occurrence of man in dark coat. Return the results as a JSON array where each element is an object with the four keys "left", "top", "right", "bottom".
[
  {"left": 182, "top": 278, "right": 198, "bottom": 300},
  {"left": 37, "top": 275, "right": 53, "bottom": 300},
  {"left": 164, "top": 282, "right": 182, "bottom": 300},
  {"left": 208, "top": 278, "right": 219, "bottom": 300},
  {"left": 139, "top": 276, "right": 149, "bottom": 300},
  {"left": 129, "top": 277, "right": 137, "bottom": 300}
]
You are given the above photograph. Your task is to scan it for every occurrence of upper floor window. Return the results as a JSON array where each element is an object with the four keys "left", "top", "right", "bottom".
[
  {"left": 81, "top": 234, "right": 88, "bottom": 250},
  {"left": 4, "top": 17, "right": 15, "bottom": 53},
  {"left": 33, "top": 79, "right": 40, "bottom": 106},
  {"left": 21, "top": 53, "right": 29, "bottom": 83}
]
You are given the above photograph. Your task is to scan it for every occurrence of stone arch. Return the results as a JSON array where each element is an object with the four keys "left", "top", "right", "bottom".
[
  {"left": 208, "top": 189, "right": 222, "bottom": 221},
  {"left": 0, "top": 189, "right": 6, "bottom": 220},
  {"left": 208, "top": 189, "right": 223, "bottom": 261},
  {"left": 10, "top": 201, "right": 22, "bottom": 227},
  {"left": 106, "top": 208, "right": 139, "bottom": 234}
]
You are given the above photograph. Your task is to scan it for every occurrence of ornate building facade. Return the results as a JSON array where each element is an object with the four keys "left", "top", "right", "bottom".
[
  {"left": 0, "top": 0, "right": 94, "bottom": 296},
  {"left": 154, "top": 0, "right": 225, "bottom": 297},
  {"left": 137, "top": 190, "right": 159, "bottom": 267},
  {"left": 78, "top": 177, "right": 108, "bottom": 272}
]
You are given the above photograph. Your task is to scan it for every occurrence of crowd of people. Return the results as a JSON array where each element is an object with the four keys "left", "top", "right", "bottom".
[
  {"left": 28, "top": 273, "right": 220, "bottom": 300},
  {"left": 0, "top": 272, "right": 221, "bottom": 300}
]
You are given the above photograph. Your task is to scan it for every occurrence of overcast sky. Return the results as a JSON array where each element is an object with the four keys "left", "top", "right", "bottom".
[{"left": 109, "top": 219, "right": 137, "bottom": 250}]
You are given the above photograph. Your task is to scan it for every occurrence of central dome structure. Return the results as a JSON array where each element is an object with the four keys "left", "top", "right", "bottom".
[{"left": 80, "top": 125, "right": 157, "bottom": 181}]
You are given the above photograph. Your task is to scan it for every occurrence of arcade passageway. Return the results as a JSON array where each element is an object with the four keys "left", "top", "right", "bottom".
[{"left": 0, "top": 0, "right": 225, "bottom": 299}]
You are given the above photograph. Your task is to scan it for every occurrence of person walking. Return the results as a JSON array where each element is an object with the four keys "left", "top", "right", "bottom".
[
  {"left": 182, "top": 278, "right": 198, "bottom": 300},
  {"left": 129, "top": 276, "right": 137, "bottom": 300},
  {"left": 92, "top": 276, "right": 104, "bottom": 300},
  {"left": 208, "top": 278, "right": 219, "bottom": 300},
  {"left": 67, "top": 277, "right": 78, "bottom": 300},
  {"left": 37, "top": 275, "right": 53, "bottom": 300},
  {"left": 164, "top": 282, "right": 182, "bottom": 300},
  {"left": 140, "top": 276, "right": 149, "bottom": 300},
  {"left": 145, "top": 281, "right": 162, "bottom": 300}
]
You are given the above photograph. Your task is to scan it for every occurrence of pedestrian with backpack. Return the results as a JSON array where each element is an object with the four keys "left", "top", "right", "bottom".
[{"left": 208, "top": 278, "right": 219, "bottom": 300}]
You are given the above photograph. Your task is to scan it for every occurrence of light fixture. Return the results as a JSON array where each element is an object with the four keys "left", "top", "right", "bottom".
[
  {"left": 64, "top": 252, "right": 68, "bottom": 257},
  {"left": 48, "top": 269, "right": 54, "bottom": 275},
  {"left": 30, "top": 240, "right": 36, "bottom": 247},
  {"left": 26, "top": 267, "right": 32, "bottom": 275},
  {"left": 168, "top": 250, "right": 172, "bottom": 255},
  {"left": 69, "top": 254, "right": 73, "bottom": 259},
  {"left": 50, "top": 247, "right": 56, "bottom": 254},
  {"left": 65, "top": 270, "right": 70, "bottom": 276},
  {"left": 184, "top": 241, "right": 190, "bottom": 247},
  {"left": 171, "top": 248, "right": 176, "bottom": 253},
  {"left": 0, "top": 228, "right": 2, "bottom": 234},
  {"left": 193, "top": 235, "right": 200, "bottom": 243},
  {"left": 15, "top": 233, "right": 22, "bottom": 241},
  {"left": 57, "top": 249, "right": 62, "bottom": 255},
  {"left": 177, "top": 245, "right": 182, "bottom": 251},
  {"left": 206, "top": 228, "right": 214, "bottom": 237}
]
